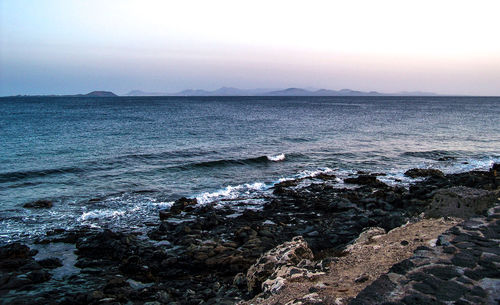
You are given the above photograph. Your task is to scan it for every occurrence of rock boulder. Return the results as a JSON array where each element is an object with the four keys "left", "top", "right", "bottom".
[
  {"left": 426, "top": 186, "right": 497, "bottom": 218},
  {"left": 404, "top": 168, "right": 444, "bottom": 178},
  {"left": 23, "top": 199, "right": 53, "bottom": 208},
  {"left": 246, "top": 236, "right": 314, "bottom": 293}
]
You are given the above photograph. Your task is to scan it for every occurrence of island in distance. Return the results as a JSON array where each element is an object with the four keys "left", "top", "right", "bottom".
[
  {"left": 80, "top": 91, "right": 118, "bottom": 97},
  {"left": 125, "top": 87, "right": 439, "bottom": 97},
  {"left": 6, "top": 91, "right": 118, "bottom": 98},
  {"left": 65, "top": 91, "right": 118, "bottom": 97}
]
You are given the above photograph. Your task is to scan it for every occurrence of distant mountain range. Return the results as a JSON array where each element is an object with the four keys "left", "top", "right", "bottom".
[
  {"left": 3, "top": 89, "right": 438, "bottom": 98},
  {"left": 125, "top": 87, "right": 438, "bottom": 97},
  {"left": 126, "top": 87, "right": 280, "bottom": 96}
]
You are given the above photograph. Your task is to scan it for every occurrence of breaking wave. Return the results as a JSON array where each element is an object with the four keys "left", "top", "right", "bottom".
[
  {"left": 194, "top": 166, "right": 336, "bottom": 206},
  {"left": 178, "top": 154, "right": 291, "bottom": 170},
  {"left": 267, "top": 153, "right": 285, "bottom": 161},
  {"left": 196, "top": 182, "right": 268, "bottom": 205}
]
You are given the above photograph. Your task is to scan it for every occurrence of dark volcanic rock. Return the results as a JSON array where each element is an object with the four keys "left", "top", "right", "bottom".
[
  {"left": 273, "top": 179, "right": 303, "bottom": 195},
  {"left": 37, "top": 257, "right": 63, "bottom": 269},
  {"left": 0, "top": 243, "right": 32, "bottom": 260},
  {"left": 0, "top": 243, "right": 52, "bottom": 292},
  {"left": 26, "top": 269, "right": 52, "bottom": 284},
  {"left": 23, "top": 199, "right": 53, "bottom": 208},
  {"left": 426, "top": 186, "right": 497, "bottom": 218},
  {"left": 170, "top": 197, "right": 198, "bottom": 214},
  {"left": 343, "top": 175, "right": 387, "bottom": 188},
  {"left": 424, "top": 265, "right": 460, "bottom": 280},
  {"left": 349, "top": 275, "right": 396, "bottom": 305},
  {"left": 0, "top": 243, "right": 38, "bottom": 272},
  {"left": 350, "top": 202, "right": 500, "bottom": 305},
  {"left": 76, "top": 230, "right": 136, "bottom": 260},
  {"left": 315, "top": 173, "right": 337, "bottom": 181},
  {"left": 119, "top": 255, "right": 154, "bottom": 282},
  {"left": 389, "top": 259, "right": 415, "bottom": 275},
  {"left": 404, "top": 168, "right": 444, "bottom": 178}
]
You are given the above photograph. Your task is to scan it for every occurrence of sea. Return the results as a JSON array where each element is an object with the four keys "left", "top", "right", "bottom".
[{"left": 1, "top": 96, "right": 499, "bottom": 243}]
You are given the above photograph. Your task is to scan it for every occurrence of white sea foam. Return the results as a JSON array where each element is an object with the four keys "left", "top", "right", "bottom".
[
  {"left": 375, "top": 156, "right": 500, "bottom": 187},
  {"left": 77, "top": 202, "right": 143, "bottom": 223},
  {"left": 78, "top": 210, "right": 126, "bottom": 222},
  {"left": 267, "top": 153, "right": 286, "bottom": 161},
  {"left": 275, "top": 167, "right": 339, "bottom": 186},
  {"left": 298, "top": 167, "right": 335, "bottom": 178},
  {"left": 445, "top": 157, "right": 499, "bottom": 174},
  {"left": 152, "top": 201, "right": 174, "bottom": 208},
  {"left": 196, "top": 182, "right": 269, "bottom": 205}
]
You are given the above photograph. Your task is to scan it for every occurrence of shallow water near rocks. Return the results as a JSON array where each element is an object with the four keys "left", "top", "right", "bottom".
[{"left": 32, "top": 243, "right": 79, "bottom": 280}]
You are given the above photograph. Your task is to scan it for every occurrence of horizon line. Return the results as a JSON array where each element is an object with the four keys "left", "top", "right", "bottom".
[{"left": 4, "top": 87, "right": 499, "bottom": 97}]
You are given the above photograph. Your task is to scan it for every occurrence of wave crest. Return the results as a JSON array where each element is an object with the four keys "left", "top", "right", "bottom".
[
  {"left": 401, "top": 150, "right": 460, "bottom": 161},
  {"left": 0, "top": 167, "right": 84, "bottom": 183},
  {"left": 267, "top": 153, "right": 285, "bottom": 162},
  {"left": 196, "top": 182, "right": 267, "bottom": 205},
  {"left": 178, "top": 154, "right": 292, "bottom": 170}
]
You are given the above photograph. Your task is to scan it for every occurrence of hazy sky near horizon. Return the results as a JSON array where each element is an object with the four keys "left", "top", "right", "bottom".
[{"left": 1, "top": 0, "right": 500, "bottom": 96}]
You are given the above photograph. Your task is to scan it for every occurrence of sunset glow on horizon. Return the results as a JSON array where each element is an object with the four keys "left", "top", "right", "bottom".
[{"left": 1, "top": 0, "right": 500, "bottom": 95}]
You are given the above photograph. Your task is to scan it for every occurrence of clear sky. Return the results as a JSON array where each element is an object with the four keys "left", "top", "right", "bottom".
[{"left": 1, "top": 0, "right": 500, "bottom": 96}]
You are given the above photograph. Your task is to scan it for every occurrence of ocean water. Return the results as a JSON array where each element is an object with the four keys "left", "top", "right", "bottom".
[{"left": 1, "top": 96, "right": 499, "bottom": 243}]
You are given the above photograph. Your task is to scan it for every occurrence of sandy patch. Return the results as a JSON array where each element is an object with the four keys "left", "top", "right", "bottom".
[{"left": 242, "top": 217, "right": 460, "bottom": 305}]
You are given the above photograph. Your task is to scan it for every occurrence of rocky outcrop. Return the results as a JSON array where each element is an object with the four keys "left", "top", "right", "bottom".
[
  {"left": 345, "top": 227, "right": 386, "bottom": 252},
  {"left": 350, "top": 205, "right": 500, "bottom": 305},
  {"left": 75, "top": 230, "right": 136, "bottom": 261},
  {"left": 23, "top": 199, "right": 53, "bottom": 208},
  {"left": 158, "top": 197, "right": 198, "bottom": 219},
  {"left": 404, "top": 168, "right": 444, "bottom": 178},
  {"left": 426, "top": 186, "right": 498, "bottom": 218},
  {"left": 246, "top": 236, "right": 314, "bottom": 294},
  {"left": 344, "top": 175, "right": 387, "bottom": 188},
  {"left": 260, "top": 260, "right": 329, "bottom": 297},
  {"left": 170, "top": 197, "right": 198, "bottom": 214},
  {"left": 0, "top": 243, "right": 52, "bottom": 291}
]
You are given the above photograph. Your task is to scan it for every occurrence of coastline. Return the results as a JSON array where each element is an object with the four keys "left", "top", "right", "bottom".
[{"left": 1, "top": 164, "right": 499, "bottom": 304}]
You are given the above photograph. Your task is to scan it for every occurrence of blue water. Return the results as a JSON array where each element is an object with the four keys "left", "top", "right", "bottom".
[{"left": 1, "top": 96, "right": 499, "bottom": 242}]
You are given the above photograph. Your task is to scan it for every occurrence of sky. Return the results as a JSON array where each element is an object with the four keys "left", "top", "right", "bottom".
[{"left": 1, "top": 0, "right": 500, "bottom": 96}]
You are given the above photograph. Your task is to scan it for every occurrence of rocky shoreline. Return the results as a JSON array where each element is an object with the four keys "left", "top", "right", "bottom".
[
  {"left": 350, "top": 204, "right": 500, "bottom": 305},
  {"left": 1, "top": 164, "right": 499, "bottom": 304}
]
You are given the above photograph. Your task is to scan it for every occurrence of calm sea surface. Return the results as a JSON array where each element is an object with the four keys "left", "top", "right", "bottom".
[{"left": 1, "top": 96, "right": 499, "bottom": 243}]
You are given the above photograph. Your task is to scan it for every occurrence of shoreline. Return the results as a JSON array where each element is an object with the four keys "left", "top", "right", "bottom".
[
  {"left": 1, "top": 164, "right": 499, "bottom": 304},
  {"left": 4, "top": 156, "right": 498, "bottom": 246}
]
